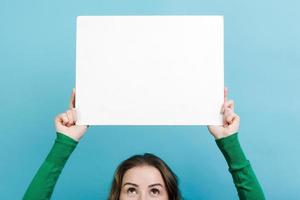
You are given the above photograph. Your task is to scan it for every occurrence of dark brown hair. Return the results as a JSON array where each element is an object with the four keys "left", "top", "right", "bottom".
[{"left": 108, "top": 153, "right": 182, "bottom": 200}]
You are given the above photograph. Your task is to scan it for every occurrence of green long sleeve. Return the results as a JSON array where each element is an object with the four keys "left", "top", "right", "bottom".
[
  {"left": 23, "top": 132, "right": 78, "bottom": 200},
  {"left": 23, "top": 131, "right": 265, "bottom": 200},
  {"left": 216, "top": 132, "right": 265, "bottom": 200}
]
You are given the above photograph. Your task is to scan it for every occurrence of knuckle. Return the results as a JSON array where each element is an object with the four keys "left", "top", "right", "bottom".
[
  {"left": 62, "top": 113, "right": 68, "bottom": 118},
  {"left": 62, "top": 115, "right": 68, "bottom": 121}
]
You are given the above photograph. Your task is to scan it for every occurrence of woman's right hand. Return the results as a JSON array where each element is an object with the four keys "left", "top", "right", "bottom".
[
  {"left": 54, "top": 88, "right": 88, "bottom": 142},
  {"left": 207, "top": 87, "right": 240, "bottom": 139}
]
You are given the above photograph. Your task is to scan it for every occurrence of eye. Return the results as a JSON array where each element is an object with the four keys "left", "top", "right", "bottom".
[
  {"left": 150, "top": 188, "right": 160, "bottom": 196},
  {"left": 127, "top": 187, "right": 137, "bottom": 195}
]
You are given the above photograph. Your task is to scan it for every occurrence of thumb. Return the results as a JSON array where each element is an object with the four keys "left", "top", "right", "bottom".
[{"left": 69, "top": 88, "right": 76, "bottom": 109}]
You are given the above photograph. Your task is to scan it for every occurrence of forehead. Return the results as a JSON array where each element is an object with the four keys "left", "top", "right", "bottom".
[{"left": 122, "top": 165, "right": 165, "bottom": 186}]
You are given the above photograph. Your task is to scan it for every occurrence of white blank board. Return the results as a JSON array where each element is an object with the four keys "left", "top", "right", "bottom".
[{"left": 76, "top": 15, "right": 224, "bottom": 125}]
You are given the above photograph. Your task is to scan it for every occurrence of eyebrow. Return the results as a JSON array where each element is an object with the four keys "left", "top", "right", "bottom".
[
  {"left": 123, "top": 182, "right": 138, "bottom": 187},
  {"left": 122, "top": 183, "right": 164, "bottom": 188},
  {"left": 149, "top": 183, "right": 164, "bottom": 188}
]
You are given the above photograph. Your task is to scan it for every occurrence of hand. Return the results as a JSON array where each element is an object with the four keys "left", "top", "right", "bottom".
[
  {"left": 54, "top": 88, "right": 88, "bottom": 141},
  {"left": 207, "top": 87, "right": 240, "bottom": 139}
]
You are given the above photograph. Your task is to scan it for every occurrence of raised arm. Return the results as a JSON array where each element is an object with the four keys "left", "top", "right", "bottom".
[
  {"left": 207, "top": 87, "right": 265, "bottom": 200},
  {"left": 23, "top": 88, "right": 88, "bottom": 200}
]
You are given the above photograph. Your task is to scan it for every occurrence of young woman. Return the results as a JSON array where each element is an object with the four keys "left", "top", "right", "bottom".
[{"left": 23, "top": 87, "right": 265, "bottom": 200}]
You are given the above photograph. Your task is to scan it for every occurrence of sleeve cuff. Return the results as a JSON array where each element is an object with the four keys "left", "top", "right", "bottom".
[{"left": 56, "top": 132, "right": 79, "bottom": 147}]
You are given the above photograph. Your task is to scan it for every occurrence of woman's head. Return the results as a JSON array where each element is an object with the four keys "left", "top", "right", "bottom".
[{"left": 108, "top": 153, "right": 181, "bottom": 200}]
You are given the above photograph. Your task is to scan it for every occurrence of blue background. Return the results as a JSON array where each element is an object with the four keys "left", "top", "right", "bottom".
[{"left": 1, "top": 0, "right": 299, "bottom": 199}]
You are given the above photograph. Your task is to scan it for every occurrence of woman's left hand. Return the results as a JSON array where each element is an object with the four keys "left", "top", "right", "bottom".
[{"left": 207, "top": 87, "right": 240, "bottom": 139}]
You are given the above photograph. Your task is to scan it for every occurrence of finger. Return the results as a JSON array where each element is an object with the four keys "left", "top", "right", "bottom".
[
  {"left": 227, "top": 113, "right": 240, "bottom": 127},
  {"left": 66, "top": 110, "right": 74, "bottom": 125},
  {"left": 224, "top": 108, "right": 236, "bottom": 123},
  {"left": 224, "top": 99, "right": 235, "bottom": 111},
  {"left": 71, "top": 109, "right": 77, "bottom": 122},
  {"left": 59, "top": 113, "right": 69, "bottom": 126},
  {"left": 55, "top": 114, "right": 63, "bottom": 125},
  {"left": 222, "top": 113, "right": 229, "bottom": 127},
  {"left": 232, "top": 114, "right": 240, "bottom": 124},
  {"left": 224, "top": 87, "right": 228, "bottom": 103},
  {"left": 224, "top": 106, "right": 233, "bottom": 115},
  {"left": 223, "top": 107, "right": 233, "bottom": 116},
  {"left": 221, "top": 87, "right": 229, "bottom": 114},
  {"left": 69, "top": 88, "right": 76, "bottom": 109},
  {"left": 225, "top": 113, "right": 235, "bottom": 124},
  {"left": 221, "top": 99, "right": 234, "bottom": 114}
]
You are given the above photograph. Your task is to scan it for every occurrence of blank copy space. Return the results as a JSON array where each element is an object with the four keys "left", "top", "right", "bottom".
[{"left": 76, "top": 16, "right": 224, "bottom": 125}]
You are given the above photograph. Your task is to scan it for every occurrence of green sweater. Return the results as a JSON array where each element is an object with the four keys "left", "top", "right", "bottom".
[{"left": 23, "top": 132, "right": 265, "bottom": 200}]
